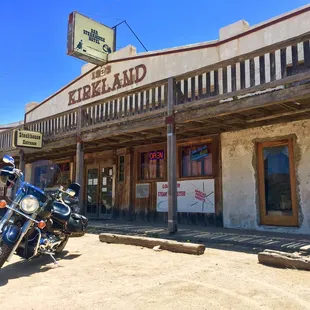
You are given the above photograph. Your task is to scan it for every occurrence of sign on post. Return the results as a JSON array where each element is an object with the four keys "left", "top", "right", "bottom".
[
  {"left": 67, "top": 11, "right": 115, "bottom": 65},
  {"left": 13, "top": 129, "right": 43, "bottom": 149}
]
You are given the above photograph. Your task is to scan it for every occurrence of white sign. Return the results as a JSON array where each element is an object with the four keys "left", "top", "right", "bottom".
[
  {"left": 67, "top": 11, "right": 115, "bottom": 65},
  {"left": 156, "top": 179, "right": 215, "bottom": 213},
  {"left": 13, "top": 129, "right": 43, "bottom": 149}
]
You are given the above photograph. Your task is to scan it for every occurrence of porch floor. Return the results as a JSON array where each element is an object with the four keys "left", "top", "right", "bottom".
[{"left": 88, "top": 220, "right": 310, "bottom": 254}]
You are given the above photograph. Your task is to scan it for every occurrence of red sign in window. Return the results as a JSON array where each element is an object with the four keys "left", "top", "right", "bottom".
[{"left": 149, "top": 151, "right": 164, "bottom": 160}]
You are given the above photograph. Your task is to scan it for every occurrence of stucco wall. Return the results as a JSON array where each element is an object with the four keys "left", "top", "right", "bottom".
[
  {"left": 25, "top": 4, "right": 310, "bottom": 122},
  {"left": 221, "top": 119, "right": 310, "bottom": 234}
]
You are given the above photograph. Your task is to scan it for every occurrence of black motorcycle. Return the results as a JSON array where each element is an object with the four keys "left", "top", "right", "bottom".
[{"left": 0, "top": 155, "right": 88, "bottom": 268}]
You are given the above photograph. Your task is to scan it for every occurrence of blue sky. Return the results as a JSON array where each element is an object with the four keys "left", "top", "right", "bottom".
[{"left": 0, "top": 0, "right": 309, "bottom": 124}]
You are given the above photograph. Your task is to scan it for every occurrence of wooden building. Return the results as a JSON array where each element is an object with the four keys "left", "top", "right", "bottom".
[{"left": 2, "top": 5, "right": 310, "bottom": 234}]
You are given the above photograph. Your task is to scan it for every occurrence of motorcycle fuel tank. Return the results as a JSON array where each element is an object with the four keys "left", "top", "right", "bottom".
[{"left": 51, "top": 202, "right": 71, "bottom": 224}]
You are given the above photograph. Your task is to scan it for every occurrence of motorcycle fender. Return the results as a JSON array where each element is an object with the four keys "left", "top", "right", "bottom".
[{"left": 2, "top": 224, "right": 21, "bottom": 245}]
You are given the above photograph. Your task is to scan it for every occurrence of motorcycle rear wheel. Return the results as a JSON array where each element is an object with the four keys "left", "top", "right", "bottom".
[{"left": 0, "top": 241, "right": 14, "bottom": 269}]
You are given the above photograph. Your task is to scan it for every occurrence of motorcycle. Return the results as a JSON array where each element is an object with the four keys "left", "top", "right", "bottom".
[{"left": 0, "top": 155, "right": 88, "bottom": 269}]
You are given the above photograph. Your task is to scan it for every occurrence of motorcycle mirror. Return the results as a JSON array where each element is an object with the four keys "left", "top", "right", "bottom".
[
  {"left": 66, "top": 189, "right": 76, "bottom": 197},
  {"left": 3, "top": 155, "right": 14, "bottom": 165}
]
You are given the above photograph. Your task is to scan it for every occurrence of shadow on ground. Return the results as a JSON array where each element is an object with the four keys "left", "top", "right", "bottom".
[{"left": 0, "top": 251, "right": 81, "bottom": 286}]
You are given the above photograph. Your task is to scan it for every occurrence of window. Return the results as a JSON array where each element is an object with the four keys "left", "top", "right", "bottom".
[
  {"left": 140, "top": 150, "right": 165, "bottom": 180},
  {"left": 257, "top": 139, "right": 298, "bottom": 226},
  {"left": 118, "top": 156, "right": 125, "bottom": 182},
  {"left": 180, "top": 143, "right": 213, "bottom": 178}
]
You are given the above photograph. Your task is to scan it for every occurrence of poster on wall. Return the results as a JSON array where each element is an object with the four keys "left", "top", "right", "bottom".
[
  {"left": 156, "top": 179, "right": 215, "bottom": 213},
  {"left": 136, "top": 183, "right": 150, "bottom": 199}
]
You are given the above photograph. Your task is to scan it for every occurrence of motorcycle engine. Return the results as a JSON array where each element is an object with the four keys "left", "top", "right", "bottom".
[{"left": 39, "top": 233, "right": 64, "bottom": 252}]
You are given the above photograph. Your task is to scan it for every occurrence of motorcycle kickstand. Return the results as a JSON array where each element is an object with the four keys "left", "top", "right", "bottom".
[{"left": 49, "top": 253, "right": 59, "bottom": 266}]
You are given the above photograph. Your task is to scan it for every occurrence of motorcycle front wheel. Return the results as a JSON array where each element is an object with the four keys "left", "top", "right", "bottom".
[{"left": 0, "top": 240, "right": 14, "bottom": 269}]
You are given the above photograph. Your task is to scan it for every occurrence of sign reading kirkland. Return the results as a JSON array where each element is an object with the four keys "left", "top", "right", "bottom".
[
  {"left": 14, "top": 130, "right": 43, "bottom": 149},
  {"left": 156, "top": 179, "right": 215, "bottom": 213},
  {"left": 67, "top": 11, "right": 115, "bottom": 65}
]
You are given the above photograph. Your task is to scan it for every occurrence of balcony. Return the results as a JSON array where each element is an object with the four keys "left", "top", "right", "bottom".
[{"left": 1, "top": 31, "right": 310, "bottom": 159}]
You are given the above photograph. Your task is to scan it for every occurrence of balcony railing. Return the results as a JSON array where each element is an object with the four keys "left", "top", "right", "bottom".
[
  {"left": 1, "top": 31, "right": 310, "bottom": 151},
  {"left": 0, "top": 128, "right": 17, "bottom": 152}
]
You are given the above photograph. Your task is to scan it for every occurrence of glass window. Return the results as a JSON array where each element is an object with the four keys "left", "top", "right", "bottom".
[
  {"left": 263, "top": 145, "right": 292, "bottom": 215},
  {"left": 140, "top": 150, "right": 164, "bottom": 180},
  {"left": 118, "top": 156, "right": 125, "bottom": 182},
  {"left": 180, "top": 143, "right": 213, "bottom": 177},
  {"left": 257, "top": 139, "right": 298, "bottom": 227}
]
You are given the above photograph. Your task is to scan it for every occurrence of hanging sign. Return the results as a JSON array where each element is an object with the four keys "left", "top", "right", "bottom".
[
  {"left": 67, "top": 11, "right": 115, "bottom": 65},
  {"left": 13, "top": 129, "right": 43, "bottom": 149}
]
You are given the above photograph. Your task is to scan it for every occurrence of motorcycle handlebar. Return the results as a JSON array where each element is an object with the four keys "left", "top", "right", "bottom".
[{"left": 0, "top": 167, "right": 24, "bottom": 185}]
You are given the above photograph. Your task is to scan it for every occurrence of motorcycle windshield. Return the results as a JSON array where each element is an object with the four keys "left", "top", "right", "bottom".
[{"left": 26, "top": 160, "right": 69, "bottom": 194}]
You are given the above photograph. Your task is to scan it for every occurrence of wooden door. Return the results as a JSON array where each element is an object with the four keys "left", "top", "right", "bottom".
[
  {"left": 85, "top": 166, "right": 100, "bottom": 219},
  {"left": 257, "top": 139, "right": 298, "bottom": 226},
  {"left": 98, "top": 166, "right": 114, "bottom": 219}
]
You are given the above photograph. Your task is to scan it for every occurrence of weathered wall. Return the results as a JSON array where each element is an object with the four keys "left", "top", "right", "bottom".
[
  {"left": 25, "top": 4, "right": 310, "bottom": 122},
  {"left": 221, "top": 119, "right": 310, "bottom": 234}
]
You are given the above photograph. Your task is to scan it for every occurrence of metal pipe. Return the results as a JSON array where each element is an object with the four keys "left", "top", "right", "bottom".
[
  {"left": 31, "top": 227, "right": 42, "bottom": 258},
  {"left": 167, "top": 77, "right": 178, "bottom": 234}
]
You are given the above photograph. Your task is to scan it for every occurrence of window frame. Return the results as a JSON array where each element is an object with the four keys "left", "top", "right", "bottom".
[
  {"left": 177, "top": 138, "right": 216, "bottom": 180},
  {"left": 137, "top": 144, "right": 167, "bottom": 182},
  {"left": 257, "top": 138, "right": 298, "bottom": 227},
  {"left": 118, "top": 155, "right": 125, "bottom": 183}
]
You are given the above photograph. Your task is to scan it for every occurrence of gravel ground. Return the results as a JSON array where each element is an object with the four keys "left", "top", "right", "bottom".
[{"left": 0, "top": 234, "right": 310, "bottom": 310}]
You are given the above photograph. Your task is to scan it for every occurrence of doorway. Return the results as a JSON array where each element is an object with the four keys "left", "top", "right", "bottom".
[
  {"left": 257, "top": 139, "right": 298, "bottom": 226},
  {"left": 86, "top": 165, "right": 114, "bottom": 219}
]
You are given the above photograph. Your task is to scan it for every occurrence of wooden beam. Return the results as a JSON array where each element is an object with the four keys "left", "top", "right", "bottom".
[
  {"left": 81, "top": 107, "right": 166, "bottom": 134},
  {"left": 258, "top": 249, "right": 310, "bottom": 271},
  {"left": 246, "top": 107, "right": 310, "bottom": 123},
  {"left": 280, "top": 102, "right": 299, "bottom": 112},
  {"left": 211, "top": 118, "right": 245, "bottom": 129},
  {"left": 175, "top": 83, "right": 310, "bottom": 123},
  {"left": 82, "top": 117, "right": 166, "bottom": 142},
  {"left": 99, "top": 233, "right": 206, "bottom": 255}
]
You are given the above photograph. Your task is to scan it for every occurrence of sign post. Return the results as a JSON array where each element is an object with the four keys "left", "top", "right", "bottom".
[{"left": 166, "top": 77, "right": 178, "bottom": 234}]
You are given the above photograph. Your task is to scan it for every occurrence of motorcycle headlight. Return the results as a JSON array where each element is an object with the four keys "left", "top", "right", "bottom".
[{"left": 20, "top": 195, "right": 40, "bottom": 214}]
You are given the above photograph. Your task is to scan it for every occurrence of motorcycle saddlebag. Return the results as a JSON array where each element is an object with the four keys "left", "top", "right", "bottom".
[{"left": 67, "top": 213, "right": 88, "bottom": 237}]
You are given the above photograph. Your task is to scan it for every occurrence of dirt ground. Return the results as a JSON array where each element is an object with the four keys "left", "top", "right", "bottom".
[{"left": 0, "top": 234, "right": 310, "bottom": 310}]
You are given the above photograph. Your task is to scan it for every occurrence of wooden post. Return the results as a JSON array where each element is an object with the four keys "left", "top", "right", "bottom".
[
  {"left": 75, "top": 107, "right": 85, "bottom": 215},
  {"left": 19, "top": 149, "right": 25, "bottom": 174},
  {"left": 167, "top": 77, "right": 178, "bottom": 234},
  {"left": 75, "top": 139, "right": 84, "bottom": 214},
  {"left": 128, "top": 147, "right": 134, "bottom": 221}
]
